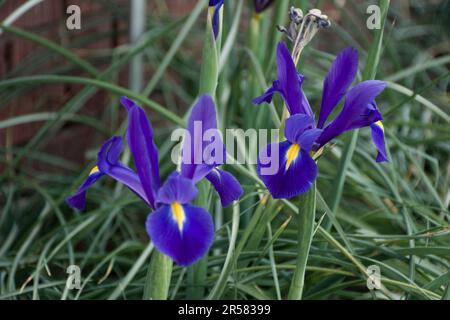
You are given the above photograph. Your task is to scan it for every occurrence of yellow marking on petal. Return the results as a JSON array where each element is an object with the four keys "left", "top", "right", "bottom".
[
  {"left": 89, "top": 166, "right": 99, "bottom": 175},
  {"left": 285, "top": 143, "right": 301, "bottom": 171},
  {"left": 171, "top": 202, "right": 185, "bottom": 233},
  {"left": 375, "top": 121, "right": 384, "bottom": 132}
]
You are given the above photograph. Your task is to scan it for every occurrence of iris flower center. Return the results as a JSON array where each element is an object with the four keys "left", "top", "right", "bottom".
[
  {"left": 171, "top": 202, "right": 185, "bottom": 232},
  {"left": 285, "top": 143, "right": 301, "bottom": 171}
]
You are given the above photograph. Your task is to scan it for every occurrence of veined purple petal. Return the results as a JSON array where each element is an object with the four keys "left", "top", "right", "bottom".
[
  {"left": 156, "top": 173, "right": 198, "bottom": 205},
  {"left": 66, "top": 136, "right": 149, "bottom": 210},
  {"left": 257, "top": 141, "right": 317, "bottom": 199},
  {"left": 318, "top": 47, "right": 359, "bottom": 128},
  {"left": 66, "top": 171, "right": 104, "bottom": 210},
  {"left": 370, "top": 122, "right": 389, "bottom": 162},
  {"left": 146, "top": 204, "right": 215, "bottom": 266},
  {"left": 181, "top": 95, "right": 223, "bottom": 182},
  {"left": 316, "top": 81, "right": 386, "bottom": 147},
  {"left": 127, "top": 104, "right": 161, "bottom": 209},
  {"left": 97, "top": 136, "right": 149, "bottom": 204},
  {"left": 205, "top": 168, "right": 243, "bottom": 207}
]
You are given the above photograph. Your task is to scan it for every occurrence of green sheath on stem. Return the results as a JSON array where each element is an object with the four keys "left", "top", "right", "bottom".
[
  {"left": 288, "top": 183, "right": 316, "bottom": 300},
  {"left": 143, "top": 250, "right": 173, "bottom": 300}
]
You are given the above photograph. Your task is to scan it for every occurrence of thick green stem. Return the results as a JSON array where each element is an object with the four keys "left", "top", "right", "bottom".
[
  {"left": 288, "top": 183, "right": 316, "bottom": 300},
  {"left": 143, "top": 250, "right": 173, "bottom": 300}
]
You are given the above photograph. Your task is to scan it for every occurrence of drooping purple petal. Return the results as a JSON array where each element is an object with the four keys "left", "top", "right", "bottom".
[
  {"left": 205, "top": 168, "right": 243, "bottom": 207},
  {"left": 156, "top": 173, "right": 198, "bottom": 205},
  {"left": 66, "top": 171, "right": 104, "bottom": 210},
  {"left": 276, "top": 42, "right": 313, "bottom": 116},
  {"left": 97, "top": 136, "right": 149, "bottom": 204},
  {"left": 209, "top": 0, "right": 224, "bottom": 39},
  {"left": 253, "top": 42, "right": 313, "bottom": 117},
  {"left": 181, "top": 95, "right": 224, "bottom": 182},
  {"left": 66, "top": 136, "right": 149, "bottom": 210},
  {"left": 316, "top": 81, "right": 386, "bottom": 147},
  {"left": 127, "top": 104, "right": 161, "bottom": 209},
  {"left": 317, "top": 47, "right": 359, "bottom": 128},
  {"left": 370, "top": 122, "right": 389, "bottom": 162},
  {"left": 146, "top": 204, "right": 215, "bottom": 266},
  {"left": 257, "top": 141, "right": 317, "bottom": 199}
]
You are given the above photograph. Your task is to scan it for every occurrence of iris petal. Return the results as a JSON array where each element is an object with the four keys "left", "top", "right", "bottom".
[
  {"left": 316, "top": 81, "right": 386, "bottom": 147},
  {"left": 181, "top": 95, "right": 224, "bottom": 182},
  {"left": 284, "top": 115, "right": 323, "bottom": 151},
  {"left": 318, "top": 47, "right": 359, "bottom": 128},
  {"left": 156, "top": 173, "right": 198, "bottom": 205},
  {"left": 205, "top": 168, "right": 244, "bottom": 207},
  {"left": 146, "top": 204, "right": 214, "bottom": 266},
  {"left": 257, "top": 141, "right": 318, "bottom": 199},
  {"left": 66, "top": 171, "right": 103, "bottom": 210},
  {"left": 127, "top": 104, "right": 161, "bottom": 209},
  {"left": 370, "top": 121, "right": 389, "bottom": 162}
]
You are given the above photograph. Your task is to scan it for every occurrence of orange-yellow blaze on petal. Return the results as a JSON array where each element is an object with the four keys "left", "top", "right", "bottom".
[
  {"left": 285, "top": 143, "right": 301, "bottom": 171},
  {"left": 376, "top": 121, "right": 384, "bottom": 132},
  {"left": 171, "top": 202, "right": 185, "bottom": 232},
  {"left": 89, "top": 166, "right": 99, "bottom": 175}
]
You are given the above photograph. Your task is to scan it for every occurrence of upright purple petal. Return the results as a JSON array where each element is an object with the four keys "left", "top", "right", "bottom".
[
  {"left": 370, "top": 122, "right": 389, "bottom": 162},
  {"left": 316, "top": 81, "right": 386, "bottom": 147},
  {"left": 127, "top": 105, "right": 161, "bottom": 209},
  {"left": 181, "top": 95, "right": 223, "bottom": 181},
  {"left": 205, "top": 168, "right": 243, "bottom": 207},
  {"left": 156, "top": 173, "right": 198, "bottom": 205},
  {"left": 284, "top": 114, "right": 315, "bottom": 143},
  {"left": 318, "top": 47, "right": 359, "bottom": 128},
  {"left": 276, "top": 42, "right": 313, "bottom": 117},
  {"left": 257, "top": 141, "right": 317, "bottom": 199},
  {"left": 146, "top": 204, "right": 215, "bottom": 266},
  {"left": 120, "top": 96, "right": 137, "bottom": 112},
  {"left": 66, "top": 171, "right": 104, "bottom": 210},
  {"left": 253, "top": 43, "right": 313, "bottom": 117}
]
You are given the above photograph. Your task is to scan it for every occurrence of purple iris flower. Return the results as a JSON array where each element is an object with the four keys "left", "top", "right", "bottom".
[
  {"left": 66, "top": 94, "right": 243, "bottom": 266},
  {"left": 253, "top": 0, "right": 275, "bottom": 13},
  {"left": 253, "top": 42, "right": 388, "bottom": 199},
  {"left": 209, "top": 0, "right": 224, "bottom": 39}
]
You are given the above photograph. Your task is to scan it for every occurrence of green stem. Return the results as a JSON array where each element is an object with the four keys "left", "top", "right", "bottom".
[
  {"left": 143, "top": 250, "right": 173, "bottom": 300},
  {"left": 288, "top": 183, "right": 316, "bottom": 300}
]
